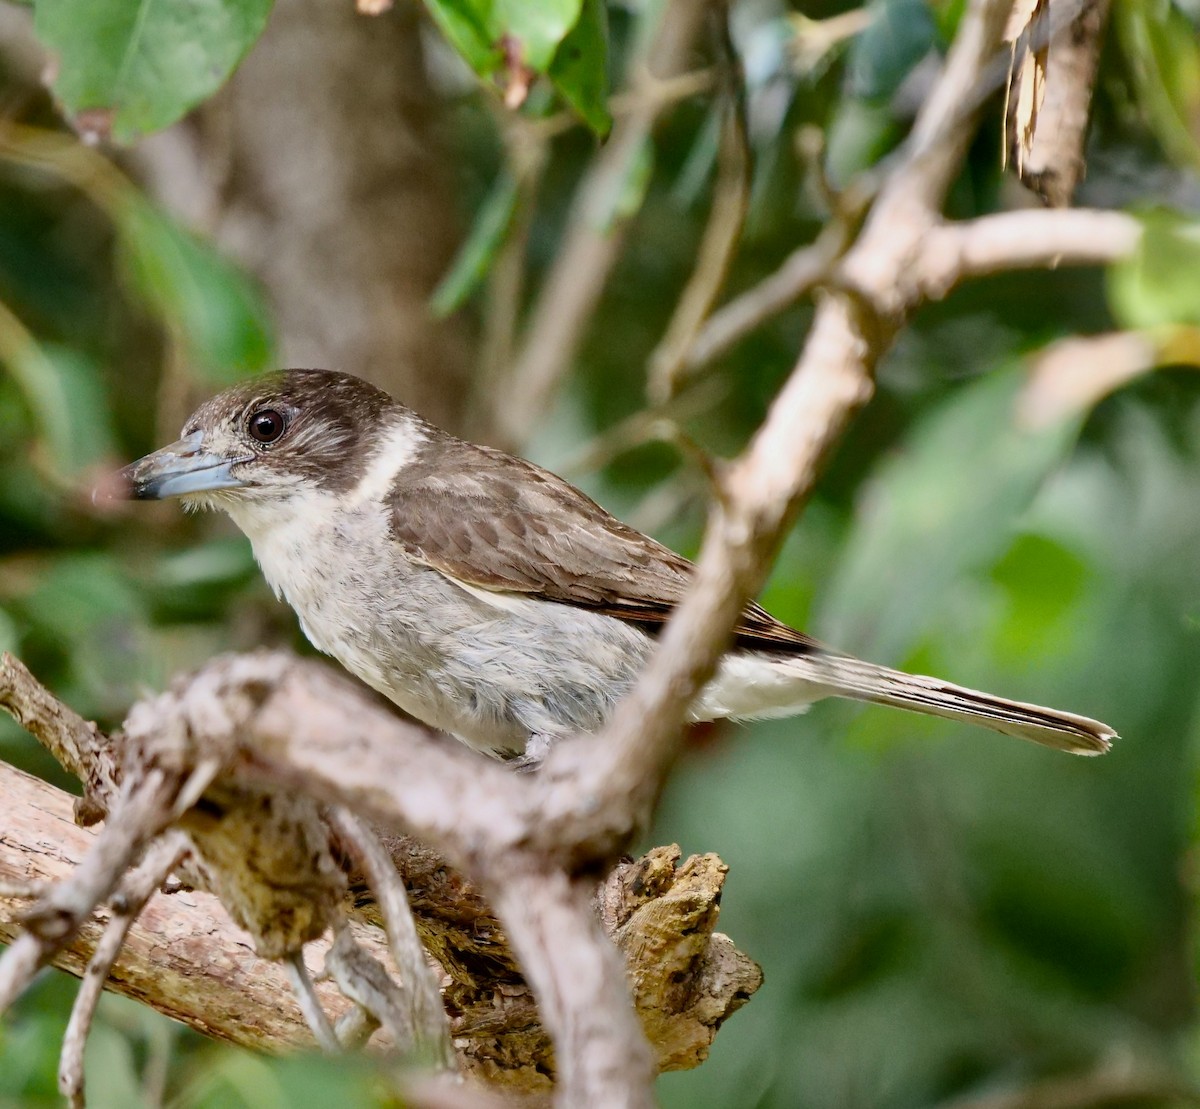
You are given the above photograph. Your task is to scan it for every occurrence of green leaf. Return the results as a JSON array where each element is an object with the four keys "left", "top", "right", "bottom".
[
  {"left": 548, "top": 0, "right": 611, "bottom": 136},
  {"left": 422, "top": 0, "right": 607, "bottom": 132},
  {"left": 493, "top": 0, "right": 584, "bottom": 72},
  {"left": 114, "top": 197, "right": 274, "bottom": 382},
  {"left": 989, "top": 533, "right": 1089, "bottom": 662},
  {"left": 33, "top": 0, "right": 273, "bottom": 143},
  {"left": 1108, "top": 210, "right": 1200, "bottom": 330},
  {"left": 422, "top": 0, "right": 498, "bottom": 75},
  {"left": 430, "top": 172, "right": 519, "bottom": 317}
]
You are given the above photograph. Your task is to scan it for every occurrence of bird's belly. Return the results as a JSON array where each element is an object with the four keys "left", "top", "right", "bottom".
[
  {"left": 307, "top": 596, "right": 654, "bottom": 757},
  {"left": 243, "top": 513, "right": 653, "bottom": 756}
]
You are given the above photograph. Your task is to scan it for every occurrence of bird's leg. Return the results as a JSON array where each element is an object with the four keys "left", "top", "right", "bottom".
[{"left": 507, "top": 733, "right": 559, "bottom": 773}]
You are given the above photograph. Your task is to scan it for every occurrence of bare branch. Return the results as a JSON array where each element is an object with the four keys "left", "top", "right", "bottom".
[
  {"left": 284, "top": 951, "right": 342, "bottom": 1054},
  {"left": 0, "top": 758, "right": 756, "bottom": 1089},
  {"left": 14, "top": 769, "right": 185, "bottom": 952},
  {"left": 488, "top": 866, "right": 655, "bottom": 1107},
  {"left": 0, "top": 763, "right": 353, "bottom": 1052},
  {"left": 1016, "top": 329, "right": 1165, "bottom": 430},
  {"left": 0, "top": 7, "right": 1120, "bottom": 1103},
  {"left": 917, "top": 208, "right": 1141, "bottom": 298},
  {"left": 1010, "top": 0, "right": 1111, "bottom": 205},
  {"left": 469, "top": 124, "right": 547, "bottom": 442},
  {"left": 0, "top": 652, "right": 117, "bottom": 819},
  {"left": 648, "top": 21, "right": 752, "bottom": 406},
  {"left": 541, "top": 0, "right": 1021, "bottom": 840},
  {"left": 0, "top": 931, "right": 42, "bottom": 1018},
  {"left": 679, "top": 220, "right": 851, "bottom": 374},
  {"left": 329, "top": 808, "right": 456, "bottom": 1068},
  {"left": 58, "top": 834, "right": 188, "bottom": 1109}
]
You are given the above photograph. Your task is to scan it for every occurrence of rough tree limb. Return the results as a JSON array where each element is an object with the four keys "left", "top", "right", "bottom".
[{"left": 0, "top": 664, "right": 760, "bottom": 1091}]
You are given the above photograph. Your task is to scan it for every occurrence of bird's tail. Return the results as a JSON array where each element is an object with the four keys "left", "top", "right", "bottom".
[{"left": 768, "top": 652, "right": 1116, "bottom": 755}]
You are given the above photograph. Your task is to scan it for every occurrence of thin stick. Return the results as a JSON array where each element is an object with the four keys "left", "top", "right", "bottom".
[
  {"left": 328, "top": 808, "right": 454, "bottom": 1068},
  {"left": 493, "top": 0, "right": 709, "bottom": 450},
  {"left": 0, "top": 651, "right": 115, "bottom": 803},
  {"left": 647, "top": 9, "right": 751, "bottom": 404},
  {"left": 0, "top": 931, "right": 45, "bottom": 1015},
  {"left": 58, "top": 834, "right": 189, "bottom": 1109},
  {"left": 283, "top": 951, "right": 341, "bottom": 1054}
]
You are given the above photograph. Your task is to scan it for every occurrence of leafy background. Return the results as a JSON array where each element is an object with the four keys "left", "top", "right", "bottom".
[{"left": 3, "top": 0, "right": 1200, "bottom": 1106}]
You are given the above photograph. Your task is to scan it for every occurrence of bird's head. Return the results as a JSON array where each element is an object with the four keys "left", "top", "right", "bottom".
[{"left": 117, "top": 369, "right": 402, "bottom": 511}]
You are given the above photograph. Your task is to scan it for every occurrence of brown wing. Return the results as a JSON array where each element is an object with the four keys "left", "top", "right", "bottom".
[{"left": 388, "top": 437, "right": 819, "bottom": 654}]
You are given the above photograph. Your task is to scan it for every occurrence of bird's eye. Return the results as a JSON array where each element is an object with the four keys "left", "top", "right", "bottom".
[{"left": 247, "top": 408, "right": 287, "bottom": 444}]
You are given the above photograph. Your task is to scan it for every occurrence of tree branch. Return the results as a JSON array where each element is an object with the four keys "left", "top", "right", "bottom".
[
  {"left": 534, "top": 0, "right": 1021, "bottom": 850},
  {"left": 0, "top": 725, "right": 758, "bottom": 1093},
  {"left": 917, "top": 208, "right": 1141, "bottom": 298}
]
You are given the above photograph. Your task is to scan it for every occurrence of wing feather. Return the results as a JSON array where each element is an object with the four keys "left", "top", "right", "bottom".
[{"left": 388, "top": 439, "right": 818, "bottom": 654}]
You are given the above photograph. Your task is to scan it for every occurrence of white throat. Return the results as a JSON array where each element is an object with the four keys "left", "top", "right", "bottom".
[{"left": 221, "top": 416, "right": 427, "bottom": 604}]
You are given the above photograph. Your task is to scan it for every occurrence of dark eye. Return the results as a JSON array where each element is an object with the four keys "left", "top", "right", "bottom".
[{"left": 248, "top": 408, "right": 287, "bottom": 444}]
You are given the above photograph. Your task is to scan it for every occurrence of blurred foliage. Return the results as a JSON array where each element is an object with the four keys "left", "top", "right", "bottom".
[
  {"left": 33, "top": 0, "right": 272, "bottom": 143},
  {"left": 3, "top": 1, "right": 1200, "bottom": 1107},
  {"left": 423, "top": 0, "right": 612, "bottom": 132}
]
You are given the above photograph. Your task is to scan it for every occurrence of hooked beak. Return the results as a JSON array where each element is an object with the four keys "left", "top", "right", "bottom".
[{"left": 119, "top": 431, "right": 251, "bottom": 500}]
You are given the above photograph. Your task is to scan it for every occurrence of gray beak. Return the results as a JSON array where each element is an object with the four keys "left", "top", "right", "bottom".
[{"left": 120, "top": 431, "right": 250, "bottom": 500}]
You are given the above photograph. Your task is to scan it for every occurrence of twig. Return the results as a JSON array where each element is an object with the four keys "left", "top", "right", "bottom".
[
  {"left": 917, "top": 208, "right": 1141, "bottom": 297},
  {"left": 469, "top": 127, "right": 547, "bottom": 441},
  {"left": 679, "top": 218, "right": 853, "bottom": 373},
  {"left": 0, "top": 759, "right": 756, "bottom": 1087},
  {"left": 530, "top": 68, "right": 719, "bottom": 142},
  {"left": 681, "top": 0, "right": 1114, "bottom": 374},
  {"left": 676, "top": 202, "right": 1140, "bottom": 378},
  {"left": 486, "top": 866, "right": 655, "bottom": 1109},
  {"left": 0, "top": 651, "right": 117, "bottom": 815},
  {"left": 15, "top": 770, "right": 181, "bottom": 948},
  {"left": 1016, "top": 329, "right": 1164, "bottom": 430},
  {"left": 0, "top": 761, "right": 212, "bottom": 1015},
  {"left": 560, "top": 375, "right": 727, "bottom": 477},
  {"left": 0, "top": 931, "right": 42, "bottom": 1017},
  {"left": 1009, "top": 0, "right": 1111, "bottom": 205},
  {"left": 59, "top": 833, "right": 189, "bottom": 1109},
  {"left": 0, "top": 762, "right": 373, "bottom": 1053},
  {"left": 648, "top": 6, "right": 751, "bottom": 405},
  {"left": 328, "top": 808, "right": 455, "bottom": 1068},
  {"left": 284, "top": 951, "right": 342, "bottom": 1054},
  {"left": 492, "top": 0, "right": 710, "bottom": 450}
]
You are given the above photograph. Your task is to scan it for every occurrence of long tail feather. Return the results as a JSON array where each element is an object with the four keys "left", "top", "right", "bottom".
[{"left": 791, "top": 653, "right": 1116, "bottom": 755}]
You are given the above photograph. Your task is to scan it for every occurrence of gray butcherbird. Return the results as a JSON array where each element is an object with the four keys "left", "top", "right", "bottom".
[{"left": 117, "top": 369, "right": 1116, "bottom": 763}]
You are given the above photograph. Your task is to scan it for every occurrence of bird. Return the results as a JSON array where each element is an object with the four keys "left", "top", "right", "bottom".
[{"left": 116, "top": 369, "right": 1116, "bottom": 764}]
